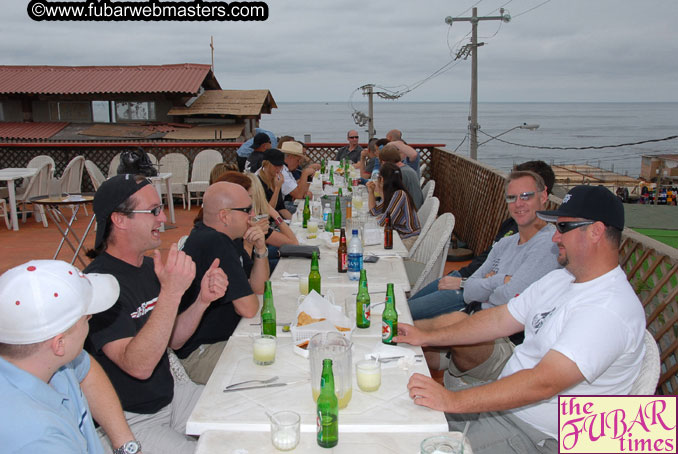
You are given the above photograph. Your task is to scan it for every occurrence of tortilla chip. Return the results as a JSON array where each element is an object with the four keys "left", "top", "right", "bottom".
[
  {"left": 335, "top": 326, "right": 351, "bottom": 332},
  {"left": 297, "top": 311, "right": 326, "bottom": 326}
]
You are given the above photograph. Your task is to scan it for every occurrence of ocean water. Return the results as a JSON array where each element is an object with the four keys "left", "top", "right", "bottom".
[{"left": 260, "top": 102, "right": 678, "bottom": 178}]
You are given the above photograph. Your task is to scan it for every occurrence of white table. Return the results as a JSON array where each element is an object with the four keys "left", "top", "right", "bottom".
[
  {"left": 195, "top": 430, "right": 472, "bottom": 454},
  {"left": 186, "top": 336, "right": 448, "bottom": 436},
  {"left": 0, "top": 167, "right": 39, "bottom": 231},
  {"left": 291, "top": 223, "right": 409, "bottom": 258},
  {"left": 237, "top": 284, "right": 412, "bottom": 339},
  {"left": 270, "top": 255, "right": 410, "bottom": 293},
  {"left": 149, "top": 172, "right": 175, "bottom": 230}
]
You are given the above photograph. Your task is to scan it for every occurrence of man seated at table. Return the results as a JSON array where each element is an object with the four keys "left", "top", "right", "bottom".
[
  {"left": 409, "top": 161, "right": 556, "bottom": 322},
  {"left": 357, "top": 138, "right": 384, "bottom": 179},
  {"left": 280, "top": 141, "right": 321, "bottom": 213},
  {"left": 397, "top": 185, "right": 645, "bottom": 454},
  {"left": 244, "top": 132, "right": 273, "bottom": 173},
  {"left": 378, "top": 144, "right": 424, "bottom": 210},
  {"left": 0, "top": 259, "right": 140, "bottom": 454},
  {"left": 175, "top": 181, "right": 269, "bottom": 384},
  {"left": 236, "top": 128, "right": 276, "bottom": 172},
  {"left": 84, "top": 174, "right": 228, "bottom": 454},
  {"left": 335, "top": 129, "right": 363, "bottom": 163}
]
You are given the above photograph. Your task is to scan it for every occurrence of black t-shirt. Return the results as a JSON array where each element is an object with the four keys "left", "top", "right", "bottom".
[
  {"left": 84, "top": 253, "right": 174, "bottom": 414},
  {"left": 259, "top": 175, "right": 286, "bottom": 213},
  {"left": 175, "top": 222, "right": 254, "bottom": 359},
  {"left": 246, "top": 151, "right": 265, "bottom": 173}
]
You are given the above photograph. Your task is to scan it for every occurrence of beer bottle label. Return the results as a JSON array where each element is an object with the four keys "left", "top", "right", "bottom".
[
  {"left": 339, "top": 253, "right": 347, "bottom": 271},
  {"left": 382, "top": 320, "right": 397, "bottom": 344},
  {"left": 363, "top": 303, "right": 371, "bottom": 322}
]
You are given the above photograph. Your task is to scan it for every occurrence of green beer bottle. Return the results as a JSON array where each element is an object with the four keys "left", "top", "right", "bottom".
[
  {"left": 261, "top": 281, "right": 276, "bottom": 337},
  {"left": 356, "top": 269, "right": 370, "bottom": 329},
  {"left": 329, "top": 166, "right": 335, "bottom": 186},
  {"left": 333, "top": 194, "right": 342, "bottom": 230},
  {"left": 321, "top": 158, "right": 326, "bottom": 174},
  {"left": 382, "top": 283, "right": 397, "bottom": 345},
  {"left": 309, "top": 251, "right": 321, "bottom": 294},
  {"left": 316, "top": 359, "right": 339, "bottom": 448},
  {"left": 303, "top": 195, "right": 311, "bottom": 228},
  {"left": 325, "top": 212, "right": 333, "bottom": 233}
]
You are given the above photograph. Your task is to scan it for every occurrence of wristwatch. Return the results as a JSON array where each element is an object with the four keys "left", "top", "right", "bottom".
[
  {"left": 253, "top": 247, "right": 269, "bottom": 259},
  {"left": 459, "top": 278, "right": 467, "bottom": 289},
  {"left": 113, "top": 441, "right": 141, "bottom": 454},
  {"left": 274, "top": 216, "right": 284, "bottom": 226}
]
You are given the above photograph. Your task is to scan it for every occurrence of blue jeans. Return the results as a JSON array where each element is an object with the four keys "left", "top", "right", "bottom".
[{"left": 408, "top": 271, "right": 465, "bottom": 320}]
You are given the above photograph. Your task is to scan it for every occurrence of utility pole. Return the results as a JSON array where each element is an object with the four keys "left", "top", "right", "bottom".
[
  {"left": 361, "top": 84, "right": 376, "bottom": 140},
  {"left": 446, "top": 8, "right": 510, "bottom": 160}
]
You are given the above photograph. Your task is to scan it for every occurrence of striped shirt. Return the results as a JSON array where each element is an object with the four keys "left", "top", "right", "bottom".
[{"left": 370, "top": 189, "right": 421, "bottom": 238}]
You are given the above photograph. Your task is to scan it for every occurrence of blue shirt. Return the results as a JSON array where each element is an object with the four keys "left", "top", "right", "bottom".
[
  {"left": 0, "top": 351, "right": 104, "bottom": 454},
  {"left": 235, "top": 128, "right": 278, "bottom": 157}
]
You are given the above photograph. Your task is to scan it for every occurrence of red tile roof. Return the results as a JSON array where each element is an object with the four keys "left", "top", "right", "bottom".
[
  {"left": 0, "top": 64, "right": 218, "bottom": 95},
  {"left": 0, "top": 122, "right": 69, "bottom": 140}
]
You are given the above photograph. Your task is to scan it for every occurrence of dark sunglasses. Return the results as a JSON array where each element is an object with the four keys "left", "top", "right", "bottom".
[
  {"left": 348, "top": 136, "right": 359, "bottom": 139},
  {"left": 117, "top": 204, "right": 164, "bottom": 216},
  {"left": 555, "top": 220, "right": 595, "bottom": 234},
  {"left": 225, "top": 205, "right": 253, "bottom": 214},
  {"left": 505, "top": 192, "right": 536, "bottom": 204}
]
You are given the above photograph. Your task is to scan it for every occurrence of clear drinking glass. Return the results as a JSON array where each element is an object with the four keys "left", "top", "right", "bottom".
[
  {"left": 420, "top": 435, "right": 463, "bottom": 454},
  {"left": 270, "top": 410, "right": 300, "bottom": 451},
  {"left": 356, "top": 359, "right": 381, "bottom": 392}
]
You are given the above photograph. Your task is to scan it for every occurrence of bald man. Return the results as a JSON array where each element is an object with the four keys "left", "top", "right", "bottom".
[
  {"left": 335, "top": 130, "right": 363, "bottom": 163},
  {"left": 386, "top": 129, "right": 420, "bottom": 175},
  {"left": 174, "top": 182, "right": 269, "bottom": 384}
]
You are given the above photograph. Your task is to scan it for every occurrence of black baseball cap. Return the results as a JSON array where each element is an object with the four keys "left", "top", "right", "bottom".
[
  {"left": 252, "top": 132, "right": 271, "bottom": 149},
  {"left": 263, "top": 148, "right": 285, "bottom": 166},
  {"left": 93, "top": 174, "right": 151, "bottom": 249},
  {"left": 537, "top": 185, "right": 624, "bottom": 230}
]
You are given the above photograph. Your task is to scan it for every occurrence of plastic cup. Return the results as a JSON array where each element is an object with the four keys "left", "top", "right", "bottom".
[
  {"left": 270, "top": 410, "right": 300, "bottom": 451},
  {"left": 253, "top": 334, "right": 276, "bottom": 365},
  {"left": 299, "top": 273, "right": 309, "bottom": 296},
  {"left": 307, "top": 221, "right": 319, "bottom": 239},
  {"left": 356, "top": 359, "right": 381, "bottom": 392}
]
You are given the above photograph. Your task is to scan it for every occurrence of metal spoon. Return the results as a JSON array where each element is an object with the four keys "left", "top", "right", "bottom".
[{"left": 225, "top": 376, "right": 279, "bottom": 389}]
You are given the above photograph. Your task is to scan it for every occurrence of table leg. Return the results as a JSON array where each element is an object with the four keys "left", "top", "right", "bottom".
[
  {"left": 165, "top": 177, "right": 175, "bottom": 224},
  {"left": 152, "top": 180, "right": 166, "bottom": 232},
  {"left": 72, "top": 214, "right": 96, "bottom": 266},
  {"left": 7, "top": 180, "right": 19, "bottom": 231},
  {"left": 47, "top": 205, "right": 87, "bottom": 267}
]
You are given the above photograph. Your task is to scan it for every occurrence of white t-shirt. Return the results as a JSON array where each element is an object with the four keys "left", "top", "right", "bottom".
[
  {"left": 500, "top": 266, "right": 646, "bottom": 438},
  {"left": 281, "top": 165, "right": 297, "bottom": 197}
]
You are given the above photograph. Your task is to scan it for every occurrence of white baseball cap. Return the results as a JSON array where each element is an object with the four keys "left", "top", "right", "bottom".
[{"left": 0, "top": 260, "right": 120, "bottom": 344}]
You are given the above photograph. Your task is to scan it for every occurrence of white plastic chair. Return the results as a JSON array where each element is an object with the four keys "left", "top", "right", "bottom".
[
  {"left": 85, "top": 160, "right": 106, "bottom": 191},
  {"left": 147, "top": 153, "right": 159, "bottom": 167},
  {"left": 630, "top": 330, "right": 660, "bottom": 395},
  {"left": 419, "top": 163, "right": 428, "bottom": 187},
  {"left": 159, "top": 153, "right": 190, "bottom": 209},
  {"left": 404, "top": 212, "right": 455, "bottom": 295},
  {"left": 108, "top": 153, "right": 121, "bottom": 178},
  {"left": 408, "top": 196, "right": 440, "bottom": 258},
  {"left": 422, "top": 179, "right": 435, "bottom": 202},
  {"left": 0, "top": 198, "right": 10, "bottom": 229},
  {"left": 17, "top": 155, "right": 56, "bottom": 194},
  {"left": 53, "top": 156, "right": 87, "bottom": 215},
  {"left": 15, "top": 161, "right": 51, "bottom": 227},
  {"left": 167, "top": 348, "right": 192, "bottom": 383},
  {"left": 187, "top": 149, "right": 223, "bottom": 209}
]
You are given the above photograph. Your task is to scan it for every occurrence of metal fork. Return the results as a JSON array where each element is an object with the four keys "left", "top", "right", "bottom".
[{"left": 225, "top": 376, "right": 279, "bottom": 389}]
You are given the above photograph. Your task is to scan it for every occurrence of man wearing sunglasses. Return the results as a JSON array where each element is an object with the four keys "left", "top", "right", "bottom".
[
  {"left": 397, "top": 185, "right": 645, "bottom": 453},
  {"left": 175, "top": 181, "right": 268, "bottom": 384},
  {"left": 84, "top": 174, "right": 228, "bottom": 454},
  {"left": 335, "top": 130, "right": 363, "bottom": 163}
]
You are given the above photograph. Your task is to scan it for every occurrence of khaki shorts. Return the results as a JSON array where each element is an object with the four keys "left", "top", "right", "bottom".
[{"left": 443, "top": 337, "right": 515, "bottom": 389}]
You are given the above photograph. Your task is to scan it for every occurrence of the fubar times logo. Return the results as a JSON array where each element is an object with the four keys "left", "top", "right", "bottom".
[{"left": 559, "top": 396, "right": 676, "bottom": 453}]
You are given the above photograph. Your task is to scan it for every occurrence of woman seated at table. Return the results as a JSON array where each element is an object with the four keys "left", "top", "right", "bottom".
[
  {"left": 367, "top": 162, "right": 421, "bottom": 250},
  {"left": 254, "top": 148, "right": 292, "bottom": 220}
]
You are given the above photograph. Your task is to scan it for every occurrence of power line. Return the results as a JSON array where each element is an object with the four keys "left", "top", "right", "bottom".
[
  {"left": 477, "top": 130, "right": 678, "bottom": 150},
  {"left": 512, "top": 0, "right": 554, "bottom": 18}
]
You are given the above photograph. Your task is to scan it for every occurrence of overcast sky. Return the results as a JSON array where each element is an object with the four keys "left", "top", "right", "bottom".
[{"left": 3, "top": 0, "right": 678, "bottom": 102}]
